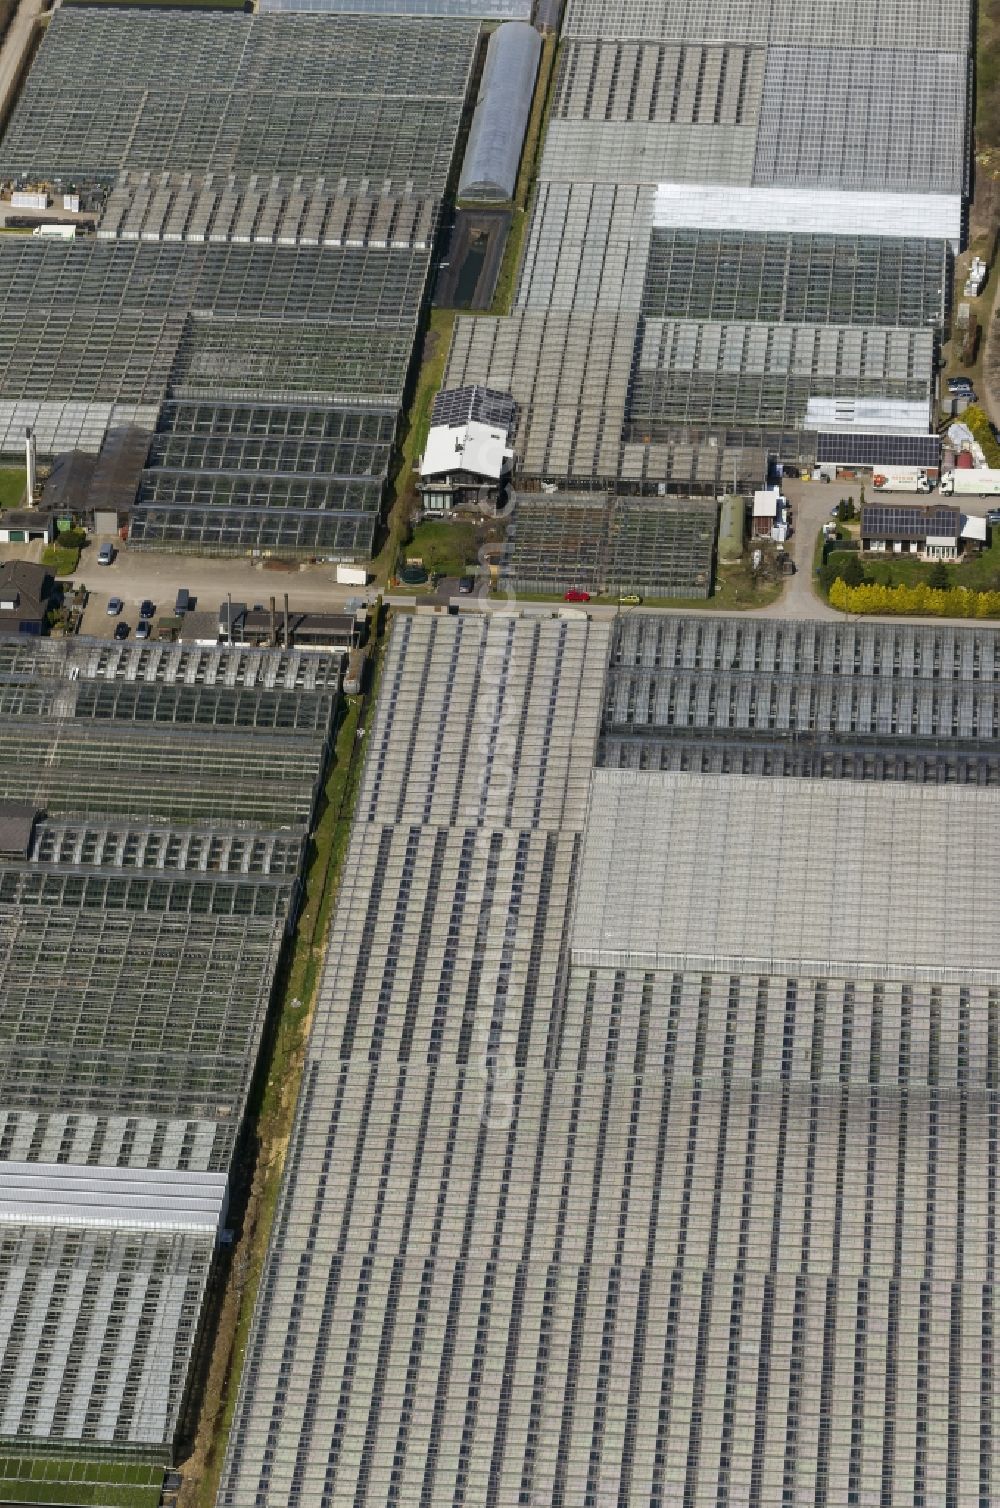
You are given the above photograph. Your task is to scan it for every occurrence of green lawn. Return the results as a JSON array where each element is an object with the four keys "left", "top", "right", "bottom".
[
  {"left": 0, "top": 1456, "right": 162, "bottom": 1508},
  {"left": 856, "top": 537, "right": 1000, "bottom": 592},
  {"left": 0, "top": 465, "right": 25, "bottom": 509},
  {"left": 406, "top": 518, "right": 479, "bottom": 579},
  {"left": 372, "top": 308, "right": 457, "bottom": 583},
  {"left": 41, "top": 543, "right": 80, "bottom": 576}
]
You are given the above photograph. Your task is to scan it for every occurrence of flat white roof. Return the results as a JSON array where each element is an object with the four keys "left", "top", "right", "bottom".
[
  {"left": 752, "top": 488, "right": 779, "bottom": 517},
  {"left": 420, "top": 418, "right": 512, "bottom": 481},
  {"left": 653, "top": 183, "right": 963, "bottom": 246},
  {"left": 963, "top": 514, "right": 988, "bottom": 541},
  {"left": 0, "top": 1160, "right": 228, "bottom": 1234}
]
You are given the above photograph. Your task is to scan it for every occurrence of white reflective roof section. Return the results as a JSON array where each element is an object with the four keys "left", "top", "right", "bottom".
[
  {"left": 804, "top": 397, "right": 932, "bottom": 434},
  {"left": 653, "top": 182, "right": 963, "bottom": 246},
  {"left": 574, "top": 768, "right": 1000, "bottom": 982},
  {"left": 0, "top": 1161, "right": 228, "bottom": 1233}
]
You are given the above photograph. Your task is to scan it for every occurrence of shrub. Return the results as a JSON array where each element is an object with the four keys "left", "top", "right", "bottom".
[{"left": 963, "top": 405, "right": 1000, "bottom": 468}]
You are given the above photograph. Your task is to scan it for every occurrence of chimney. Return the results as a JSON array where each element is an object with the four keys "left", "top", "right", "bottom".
[
  {"left": 283, "top": 593, "right": 290, "bottom": 650},
  {"left": 24, "top": 427, "right": 36, "bottom": 505}
]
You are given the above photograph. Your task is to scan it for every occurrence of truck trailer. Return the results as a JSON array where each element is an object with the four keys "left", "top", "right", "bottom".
[
  {"left": 939, "top": 468, "right": 1000, "bottom": 497},
  {"left": 871, "top": 467, "right": 933, "bottom": 493},
  {"left": 336, "top": 564, "right": 368, "bottom": 586}
]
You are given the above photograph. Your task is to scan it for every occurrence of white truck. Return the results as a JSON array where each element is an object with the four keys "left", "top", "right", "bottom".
[
  {"left": 871, "top": 467, "right": 932, "bottom": 494},
  {"left": 336, "top": 564, "right": 368, "bottom": 586},
  {"left": 939, "top": 468, "right": 1000, "bottom": 498}
]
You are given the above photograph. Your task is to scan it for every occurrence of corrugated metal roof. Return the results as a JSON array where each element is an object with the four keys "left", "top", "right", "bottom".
[{"left": 0, "top": 1160, "right": 228, "bottom": 1234}]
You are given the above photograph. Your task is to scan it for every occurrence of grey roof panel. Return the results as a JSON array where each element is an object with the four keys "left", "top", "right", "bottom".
[{"left": 0, "top": 1161, "right": 227, "bottom": 1234}]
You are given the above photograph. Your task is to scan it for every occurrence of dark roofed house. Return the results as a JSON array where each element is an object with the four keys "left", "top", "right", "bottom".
[
  {"left": 0, "top": 560, "right": 57, "bottom": 635},
  {"left": 0, "top": 802, "right": 38, "bottom": 860},
  {"left": 0, "top": 508, "right": 54, "bottom": 545},
  {"left": 861, "top": 504, "right": 963, "bottom": 559}
]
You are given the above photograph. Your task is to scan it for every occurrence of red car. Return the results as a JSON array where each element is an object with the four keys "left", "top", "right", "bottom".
[{"left": 563, "top": 589, "right": 591, "bottom": 603}]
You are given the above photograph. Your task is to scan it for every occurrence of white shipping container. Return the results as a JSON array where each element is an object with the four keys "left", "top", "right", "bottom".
[
  {"left": 336, "top": 564, "right": 368, "bottom": 586},
  {"left": 62, "top": 193, "right": 80, "bottom": 213},
  {"left": 939, "top": 468, "right": 1000, "bottom": 497},
  {"left": 11, "top": 190, "right": 48, "bottom": 211}
]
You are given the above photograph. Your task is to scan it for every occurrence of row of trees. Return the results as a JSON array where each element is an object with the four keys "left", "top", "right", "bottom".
[{"left": 829, "top": 578, "right": 1000, "bottom": 617}]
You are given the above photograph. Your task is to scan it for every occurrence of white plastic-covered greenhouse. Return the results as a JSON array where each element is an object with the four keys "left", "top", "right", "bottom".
[{"left": 458, "top": 21, "right": 541, "bottom": 202}]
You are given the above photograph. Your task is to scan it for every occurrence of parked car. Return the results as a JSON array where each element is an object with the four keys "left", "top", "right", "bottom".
[
  {"left": 458, "top": 575, "right": 475, "bottom": 594},
  {"left": 135, "top": 619, "right": 150, "bottom": 640},
  {"left": 563, "top": 589, "right": 590, "bottom": 603},
  {"left": 986, "top": 509, "right": 1000, "bottom": 527},
  {"left": 106, "top": 596, "right": 123, "bottom": 615},
  {"left": 618, "top": 593, "right": 642, "bottom": 606},
  {"left": 139, "top": 599, "right": 155, "bottom": 619},
  {"left": 174, "top": 587, "right": 191, "bottom": 615},
  {"left": 97, "top": 543, "right": 115, "bottom": 566},
  {"left": 113, "top": 621, "right": 129, "bottom": 640}
]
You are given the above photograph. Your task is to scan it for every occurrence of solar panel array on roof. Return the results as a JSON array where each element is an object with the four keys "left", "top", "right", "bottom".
[
  {"left": 861, "top": 503, "right": 960, "bottom": 540},
  {"left": 430, "top": 384, "right": 516, "bottom": 429},
  {"left": 816, "top": 430, "right": 942, "bottom": 468},
  {"left": 0, "top": 633, "right": 339, "bottom": 1455}
]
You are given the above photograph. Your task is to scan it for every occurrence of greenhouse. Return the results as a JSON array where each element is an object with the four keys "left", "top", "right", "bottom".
[
  {"left": 457, "top": 22, "right": 541, "bottom": 203},
  {"left": 0, "top": 7, "right": 480, "bottom": 555},
  {"left": 640, "top": 228, "right": 949, "bottom": 328},
  {"left": 220, "top": 609, "right": 1000, "bottom": 1508},
  {"left": 260, "top": 0, "right": 530, "bottom": 13},
  {"left": 500, "top": 491, "right": 717, "bottom": 596},
  {"left": 0, "top": 633, "right": 339, "bottom": 1457}
]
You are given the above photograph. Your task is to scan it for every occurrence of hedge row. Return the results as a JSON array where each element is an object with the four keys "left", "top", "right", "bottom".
[{"left": 829, "top": 578, "right": 1000, "bottom": 617}]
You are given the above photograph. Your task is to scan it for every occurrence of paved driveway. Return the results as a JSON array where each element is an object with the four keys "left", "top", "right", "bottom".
[{"left": 68, "top": 542, "right": 371, "bottom": 633}]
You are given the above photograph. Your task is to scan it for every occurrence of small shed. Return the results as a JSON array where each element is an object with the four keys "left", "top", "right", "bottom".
[
  {"left": 751, "top": 488, "right": 780, "bottom": 538},
  {"left": 0, "top": 508, "right": 54, "bottom": 545},
  {"left": 718, "top": 496, "right": 745, "bottom": 564},
  {"left": 458, "top": 23, "right": 541, "bottom": 203}
]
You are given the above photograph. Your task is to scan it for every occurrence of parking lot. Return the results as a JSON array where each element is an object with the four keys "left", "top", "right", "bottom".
[{"left": 64, "top": 540, "right": 372, "bottom": 637}]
